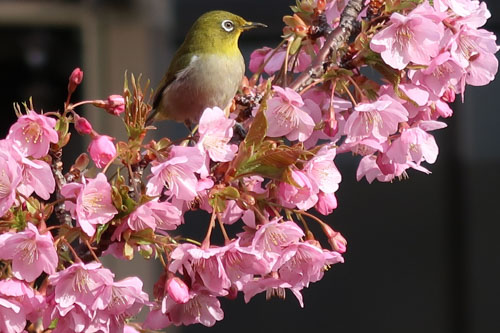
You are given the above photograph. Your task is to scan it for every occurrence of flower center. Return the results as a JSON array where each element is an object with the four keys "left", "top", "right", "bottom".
[
  {"left": 0, "top": 169, "right": 11, "bottom": 198},
  {"left": 184, "top": 296, "right": 202, "bottom": 318},
  {"left": 82, "top": 190, "right": 105, "bottom": 214},
  {"left": 202, "top": 134, "right": 228, "bottom": 155},
  {"left": 458, "top": 35, "right": 479, "bottom": 61},
  {"left": 274, "top": 103, "right": 300, "bottom": 129},
  {"left": 360, "top": 110, "right": 382, "bottom": 133},
  {"left": 17, "top": 239, "right": 38, "bottom": 264},
  {"left": 22, "top": 121, "right": 43, "bottom": 144},
  {"left": 73, "top": 269, "right": 91, "bottom": 294},
  {"left": 396, "top": 25, "right": 413, "bottom": 47}
]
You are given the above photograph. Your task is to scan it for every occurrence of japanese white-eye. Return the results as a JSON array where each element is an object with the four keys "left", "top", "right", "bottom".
[{"left": 148, "top": 10, "right": 266, "bottom": 126}]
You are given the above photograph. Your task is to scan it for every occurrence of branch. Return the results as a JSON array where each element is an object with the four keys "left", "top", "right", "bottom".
[
  {"left": 289, "top": 0, "right": 365, "bottom": 91},
  {"left": 50, "top": 149, "right": 73, "bottom": 227}
]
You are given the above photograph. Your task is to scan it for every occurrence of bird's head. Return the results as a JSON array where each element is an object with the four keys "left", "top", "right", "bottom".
[{"left": 184, "top": 10, "right": 266, "bottom": 55}]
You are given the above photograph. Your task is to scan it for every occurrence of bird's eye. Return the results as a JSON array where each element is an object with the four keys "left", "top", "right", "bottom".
[{"left": 221, "top": 20, "right": 234, "bottom": 32}]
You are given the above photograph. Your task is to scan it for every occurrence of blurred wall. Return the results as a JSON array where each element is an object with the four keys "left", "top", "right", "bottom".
[{"left": 0, "top": 1, "right": 499, "bottom": 332}]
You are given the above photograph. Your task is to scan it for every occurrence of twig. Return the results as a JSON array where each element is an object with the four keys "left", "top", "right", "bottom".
[
  {"left": 217, "top": 214, "right": 230, "bottom": 244},
  {"left": 50, "top": 149, "right": 73, "bottom": 227},
  {"left": 289, "top": 0, "right": 365, "bottom": 91},
  {"left": 84, "top": 239, "right": 101, "bottom": 262},
  {"left": 201, "top": 211, "right": 217, "bottom": 249}
]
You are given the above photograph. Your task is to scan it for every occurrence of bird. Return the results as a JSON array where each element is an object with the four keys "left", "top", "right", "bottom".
[{"left": 148, "top": 10, "right": 266, "bottom": 127}]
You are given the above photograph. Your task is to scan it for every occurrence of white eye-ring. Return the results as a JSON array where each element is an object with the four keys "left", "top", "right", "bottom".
[{"left": 221, "top": 20, "right": 234, "bottom": 32}]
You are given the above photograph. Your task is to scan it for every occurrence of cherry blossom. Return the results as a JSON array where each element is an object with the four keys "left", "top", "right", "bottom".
[
  {"left": 105, "top": 94, "right": 126, "bottom": 115},
  {"left": 166, "top": 277, "right": 190, "bottom": 304},
  {"left": 0, "top": 223, "right": 58, "bottom": 282},
  {"left": 386, "top": 121, "right": 447, "bottom": 165},
  {"left": 370, "top": 9, "right": 444, "bottom": 70},
  {"left": 146, "top": 145, "right": 205, "bottom": 201},
  {"left": 304, "top": 145, "right": 341, "bottom": 194},
  {"left": 274, "top": 241, "right": 343, "bottom": 288},
  {"left": 221, "top": 239, "right": 271, "bottom": 290},
  {"left": 7, "top": 110, "right": 58, "bottom": 158},
  {"left": 88, "top": 134, "right": 117, "bottom": 168},
  {"left": 279, "top": 169, "right": 319, "bottom": 210},
  {"left": 125, "top": 199, "right": 182, "bottom": 231},
  {"left": 197, "top": 107, "right": 238, "bottom": 162},
  {"left": 160, "top": 292, "right": 224, "bottom": 327},
  {"left": 0, "top": 279, "right": 45, "bottom": 333},
  {"left": 409, "top": 52, "right": 464, "bottom": 97},
  {"left": 265, "top": 86, "right": 315, "bottom": 142},
  {"left": 249, "top": 46, "right": 311, "bottom": 75},
  {"left": 61, "top": 173, "right": 118, "bottom": 237},
  {"left": 315, "top": 191, "right": 338, "bottom": 215},
  {"left": 344, "top": 95, "right": 408, "bottom": 143},
  {"left": 0, "top": 1, "right": 497, "bottom": 330},
  {"left": 0, "top": 149, "right": 22, "bottom": 217},
  {"left": 169, "top": 243, "right": 231, "bottom": 296}
]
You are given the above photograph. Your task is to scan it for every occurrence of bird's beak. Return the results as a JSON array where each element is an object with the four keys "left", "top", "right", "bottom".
[{"left": 241, "top": 21, "right": 267, "bottom": 30}]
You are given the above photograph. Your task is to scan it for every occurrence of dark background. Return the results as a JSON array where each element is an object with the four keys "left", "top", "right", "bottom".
[{"left": 0, "top": 1, "right": 498, "bottom": 332}]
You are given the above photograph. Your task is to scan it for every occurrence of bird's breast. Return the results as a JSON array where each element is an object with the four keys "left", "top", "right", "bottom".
[{"left": 159, "top": 52, "right": 245, "bottom": 123}]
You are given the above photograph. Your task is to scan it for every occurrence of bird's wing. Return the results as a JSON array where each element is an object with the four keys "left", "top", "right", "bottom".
[{"left": 148, "top": 51, "right": 197, "bottom": 124}]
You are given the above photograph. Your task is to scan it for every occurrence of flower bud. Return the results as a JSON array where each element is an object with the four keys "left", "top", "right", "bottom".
[
  {"left": 376, "top": 153, "right": 395, "bottom": 176},
  {"left": 442, "top": 88, "right": 455, "bottom": 103},
  {"left": 321, "top": 222, "right": 347, "bottom": 253},
  {"left": 68, "top": 68, "right": 83, "bottom": 95},
  {"left": 315, "top": 192, "right": 337, "bottom": 215},
  {"left": 74, "top": 115, "right": 93, "bottom": 135},
  {"left": 166, "top": 277, "right": 190, "bottom": 304},
  {"left": 88, "top": 135, "right": 116, "bottom": 168},
  {"left": 225, "top": 285, "right": 238, "bottom": 300},
  {"left": 105, "top": 94, "right": 125, "bottom": 116},
  {"left": 324, "top": 116, "right": 338, "bottom": 137}
]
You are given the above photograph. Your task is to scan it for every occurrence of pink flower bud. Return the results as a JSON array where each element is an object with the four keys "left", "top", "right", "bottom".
[
  {"left": 74, "top": 115, "right": 93, "bottom": 135},
  {"left": 105, "top": 94, "right": 125, "bottom": 115},
  {"left": 315, "top": 192, "right": 337, "bottom": 215},
  {"left": 321, "top": 222, "right": 347, "bottom": 254},
  {"left": 324, "top": 116, "right": 338, "bottom": 137},
  {"left": 331, "top": 236, "right": 347, "bottom": 254},
  {"left": 225, "top": 285, "right": 238, "bottom": 300},
  {"left": 88, "top": 135, "right": 116, "bottom": 168},
  {"left": 68, "top": 68, "right": 83, "bottom": 95},
  {"left": 442, "top": 88, "right": 456, "bottom": 103},
  {"left": 166, "top": 277, "right": 190, "bottom": 304},
  {"left": 376, "top": 153, "right": 396, "bottom": 176}
]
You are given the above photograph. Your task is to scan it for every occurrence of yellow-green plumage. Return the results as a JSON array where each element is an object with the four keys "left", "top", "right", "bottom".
[{"left": 150, "top": 10, "right": 266, "bottom": 125}]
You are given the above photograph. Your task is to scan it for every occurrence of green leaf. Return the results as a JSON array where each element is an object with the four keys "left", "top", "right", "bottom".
[
  {"left": 48, "top": 318, "right": 59, "bottom": 329},
  {"left": 55, "top": 116, "right": 69, "bottom": 136},
  {"left": 26, "top": 197, "right": 41, "bottom": 215},
  {"left": 209, "top": 193, "right": 227, "bottom": 213},
  {"left": 208, "top": 186, "right": 241, "bottom": 213},
  {"left": 131, "top": 228, "right": 156, "bottom": 244},
  {"left": 235, "top": 144, "right": 303, "bottom": 180},
  {"left": 111, "top": 186, "right": 123, "bottom": 211},
  {"left": 219, "top": 186, "right": 240, "bottom": 200},
  {"left": 55, "top": 116, "right": 70, "bottom": 147},
  {"left": 13, "top": 209, "right": 26, "bottom": 230},
  {"left": 95, "top": 223, "right": 109, "bottom": 244},
  {"left": 290, "top": 36, "right": 303, "bottom": 55},
  {"left": 139, "top": 246, "right": 153, "bottom": 259}
]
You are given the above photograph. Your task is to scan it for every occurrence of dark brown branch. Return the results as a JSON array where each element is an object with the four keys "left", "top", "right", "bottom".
[
  {"left": 289, "top": 0, "right": 365, "bottom": 91},
  {"left": 50, "top": 149, "right": 73, "bottom": 227}
]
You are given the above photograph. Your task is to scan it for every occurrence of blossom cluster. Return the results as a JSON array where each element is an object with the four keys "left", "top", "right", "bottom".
[
  {"left": 250, "top": 0, "right": 497, "bottom": 183},
  {"left": 0, "top": 0, "right": 497, "bottom": 332}
]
